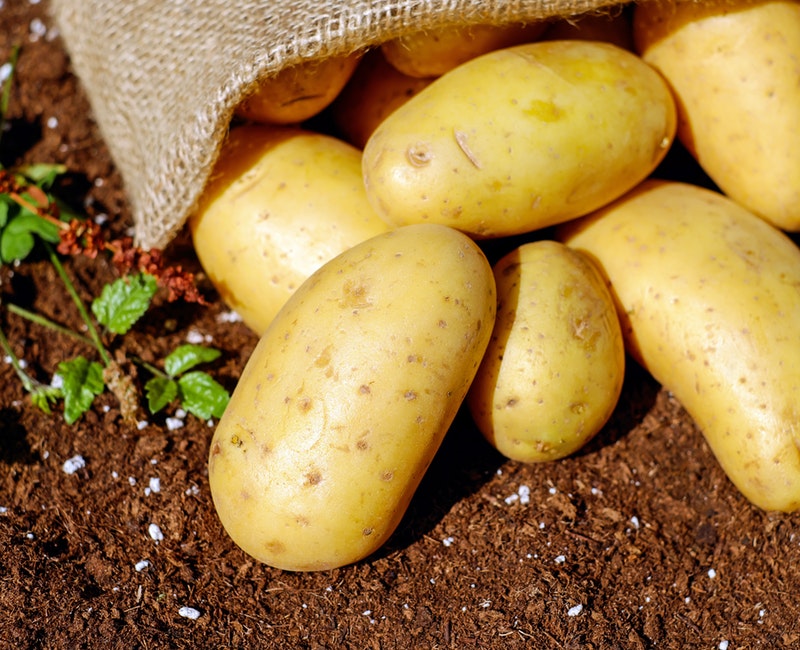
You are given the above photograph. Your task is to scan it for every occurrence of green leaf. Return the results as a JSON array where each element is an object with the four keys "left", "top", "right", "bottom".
[
  {"left": 91, "top": 273, "right": 158, "bottom": 335},
  {"left": 144, "top": 376, "right": 179, "bottom": 414},
  {"left": 164, "top": 344, "right": 221, "bottom": 378},
  {"left": 0, "top": 209, "right": 62, "bottom": 263},
  {"left": 30, "top": 385, "right": 63, "bottom": 415},
  {"left": 56, "top": 357, "right": 105, "bottom": 424},
  {"left": 177, "top": 371, "right": 230, "bottom": 420},
  {"left": 17, "top": 163, "right": 67, "bottom": 189},
  {"left": 5, "top": 209, "right": 61, "bottom": 242},
  {"left": 0, "top": 196, "right": 10, "bottom": 228},
  {"left": 0, "top": 226, "right": 34, "bottom": 262}
]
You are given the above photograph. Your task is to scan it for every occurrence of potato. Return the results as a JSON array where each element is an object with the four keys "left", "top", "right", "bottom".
[
  {"left": 559, "top": 180, "right": 800, "bottom": 512},
  {"left": 362, "top": 40, "right": 676, "bottom": 239},
  {"left": 208, "top": 223, "right": 496, "bottom": 571},
  {"left": 380, "top": 21, "right": 545, "bottom": 78},
  {"left": 331, "top": 50, "right": 434, "bottom": 149},
  {"left": 190, "top": 125, "right": 390, "bottom": 335},
  {"left": 236, "top": 53, "right": 362, "bottom": 125},
  {"left": 542, "top": 9, "right": 634, "bottom": 50},
  {"left": 633, "top": 0, "right": 800, "bottom": 230},
  {"left": 468, "top": 240, "right": 625, "bottom": 462}
]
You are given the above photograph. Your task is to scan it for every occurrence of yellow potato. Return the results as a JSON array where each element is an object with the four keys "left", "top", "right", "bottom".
[
  {"left": 362, "top": 40, "right": 676, "bottom": 239},
  {"left": 634, "top": 0, "right": 800, "bottom": 230},
  {"left": 236, "top": 53, "right": 362, "bottom": 125},
  {"left": 468, "top": 240, "right": 625, "bottom": 462},
  {"left": 331, "top": 50, "right": 434, "bottom": 149},
  {"left": 190, "top": 125, "right": 390, "bottom": 335},
  {"left": 208, "top": 223, "right": 496, "bottom": 571},
  {"left": 559, "top": 180, "right": 800, "bottom": 512},
  {"left": 380, "top": 21, "right": 545, "bottom": 78}
]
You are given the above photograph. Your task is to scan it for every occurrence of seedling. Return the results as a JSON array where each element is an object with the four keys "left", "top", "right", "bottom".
[{"left": 0, "top": 47, "right": 229, "bottom": 424}]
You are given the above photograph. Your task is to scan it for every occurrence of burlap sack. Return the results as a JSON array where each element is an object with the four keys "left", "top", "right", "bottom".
[{"left": 49, "top": 0, "right": 627, "bottom": 250}]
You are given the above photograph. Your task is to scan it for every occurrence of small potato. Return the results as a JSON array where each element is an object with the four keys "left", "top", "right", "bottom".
[
  {"left": 331, "top": 50, "right": 434, "bottom": 149},
  {"left": 468, "top": 240, "right": 625, "bottom": 462},
  {"left": 560, "top": 180, "right": 800, "bottom": 512},
  {"left": 190, "top": 125, "right": 390, "bottom": 335},
  {"left": 208, "top": 224, "right": 496, "bottom": 571},
  {"left": 236, "top": 53, "right": 362, "bottom": 125},
  {"left": 363, "top": 40, "right": 676, "bottom": 239},
  {"left": 380, "top": 21, "right": 545, "bottom": 78},
  {"left": 634, "top": 0, "right": 800, "bottom": 230}
]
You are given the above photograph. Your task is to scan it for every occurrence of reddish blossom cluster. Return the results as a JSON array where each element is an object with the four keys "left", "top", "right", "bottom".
[
  {"left": 58, "top": 219, "right": 207, "bottom": 305},
  {"left": 1, "top": 168, "right": 207, "bottom": 305}
]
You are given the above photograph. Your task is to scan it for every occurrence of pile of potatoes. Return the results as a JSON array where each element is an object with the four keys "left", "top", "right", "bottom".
[{"left": 191, "top": 0, "right": 800, "bottom": 571}]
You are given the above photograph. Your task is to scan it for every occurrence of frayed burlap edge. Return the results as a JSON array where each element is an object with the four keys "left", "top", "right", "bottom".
[{"left": 49, "top": 0, "right": 628, "bottom": 250}]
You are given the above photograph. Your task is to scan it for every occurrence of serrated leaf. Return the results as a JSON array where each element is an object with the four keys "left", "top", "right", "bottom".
[
  {"left": 144, "top": 376, "right": 179, "bottom": 414},
  {"left": 57, "top": 357, "right": 105, "bottom": 424},
  {"left": 177, "top": 371, "right": 230, "bottom": 420},
  {"left": 164, "top": 344, "right": 221, "bottom": 378},
  {"left": 91, "top": 273, "right": 158, "bottom": 335}
]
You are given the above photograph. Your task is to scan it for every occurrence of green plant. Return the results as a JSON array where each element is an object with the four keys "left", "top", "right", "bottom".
[{"left": 0, "top": 46, "right": 230, "bottom": 424}]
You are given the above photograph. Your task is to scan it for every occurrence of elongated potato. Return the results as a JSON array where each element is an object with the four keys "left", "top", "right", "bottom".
[
  {"left": 363, "top": 40, "right": 676, "bottom": 238},
  {"left": 190, "top": 125, "right": 390, "bottom": 335},
  {"left": 236, "top": 53, "right": 362, "bottom": 125},
  {"left": 468, "top": 240, "right": 625, "bottom": 462},
  {"left": 380, "top": 21, "right": 545, "bottom": 78},
  {"left": 559, "top": 180, "right": 800, "bottom": 512},
  {"left": 634, "top": 0, "right": 800, "bottom": 230},
  {"left": 208, "top": 224, "right": 496, "bottom": 571}
]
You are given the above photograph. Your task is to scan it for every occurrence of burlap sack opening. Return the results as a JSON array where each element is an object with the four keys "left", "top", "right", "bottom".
[{"left": 49, "top": 0, "right": 629, "bottom": 250}]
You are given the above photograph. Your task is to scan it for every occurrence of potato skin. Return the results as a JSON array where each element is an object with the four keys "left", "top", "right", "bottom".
[
  {"left": 559, "top": 180, "right": 800, "bottom": 512},
  {"left": 634, "top": 0, "right": 800, "bottom": 230},
  {"left": 236, "top": 53, "right": 362, "bottom": 125},
  {"left": 468, "top": 240, "right": 625, "bottom": 462},
  {"left": 380, "top": 22, "right": 545, "bottom": 78},
  {"left": 190, "top": 125, "right": 389, "bottom": 335},
  {"left": 331, "top": 50, "right": 434, "bottom": 150},
  {"left": 362, "top": 40, "right": 676, "bottom": 238},
  {"left": 208, "top": 224, "right": 496, "bottom": 571}
]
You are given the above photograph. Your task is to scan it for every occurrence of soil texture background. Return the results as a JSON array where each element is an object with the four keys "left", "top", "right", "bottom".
[{"left": 2, "top": 2, "right": 800, "bottom": 649}]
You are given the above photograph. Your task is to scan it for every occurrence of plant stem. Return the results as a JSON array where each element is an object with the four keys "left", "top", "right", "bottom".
[
  {"left": 6, "top": 302, "right": 95, "bottom": 348},
  {"left": 0, "top": 321, "right": 40, "bottom": 393},
  {"left": 0, "top": 44, "right": 20, "bottom": 151},
  {"left": 46, "top": 243, "right": 111, "bottom": 366},
  {"left": 132, "top": 355, "right": 168, "bottom": 379}
]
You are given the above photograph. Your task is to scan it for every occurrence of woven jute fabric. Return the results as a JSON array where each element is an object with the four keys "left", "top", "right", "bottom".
[{"left": 49, "top": 0, "right": 627, "bottom": 250}]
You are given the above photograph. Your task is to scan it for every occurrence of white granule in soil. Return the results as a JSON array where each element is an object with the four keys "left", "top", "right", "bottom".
[
  {"left": 148, "top": 523, "right": 164, "bottom": 542},
  {"left": 178, "top": 606, "right": 201, "bottom": 620},
  {"left": 216, "top": 310, "right": 243, "bottom": 323},
  {"left": 166, "top": 418, "right": 184, "bottom": 431},
  {"left": 134, "top": 559, "right": 150, "bottom": 572},
  {"left": 567, "top": 603, "right": 584, "bottom": 617},
  {"left": 0, "top": 62, "right": 12, "bottom": 83},
  {"left": 62, "top": 455, "right": 86, "bottom": 475},
  {"left": 186, "top": 329, "right": 212, "bottom": 344}
]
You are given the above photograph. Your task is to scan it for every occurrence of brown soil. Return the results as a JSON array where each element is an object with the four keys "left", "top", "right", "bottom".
[{"left": 2, "top": 3, "right": 800, "bottom": 649}]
